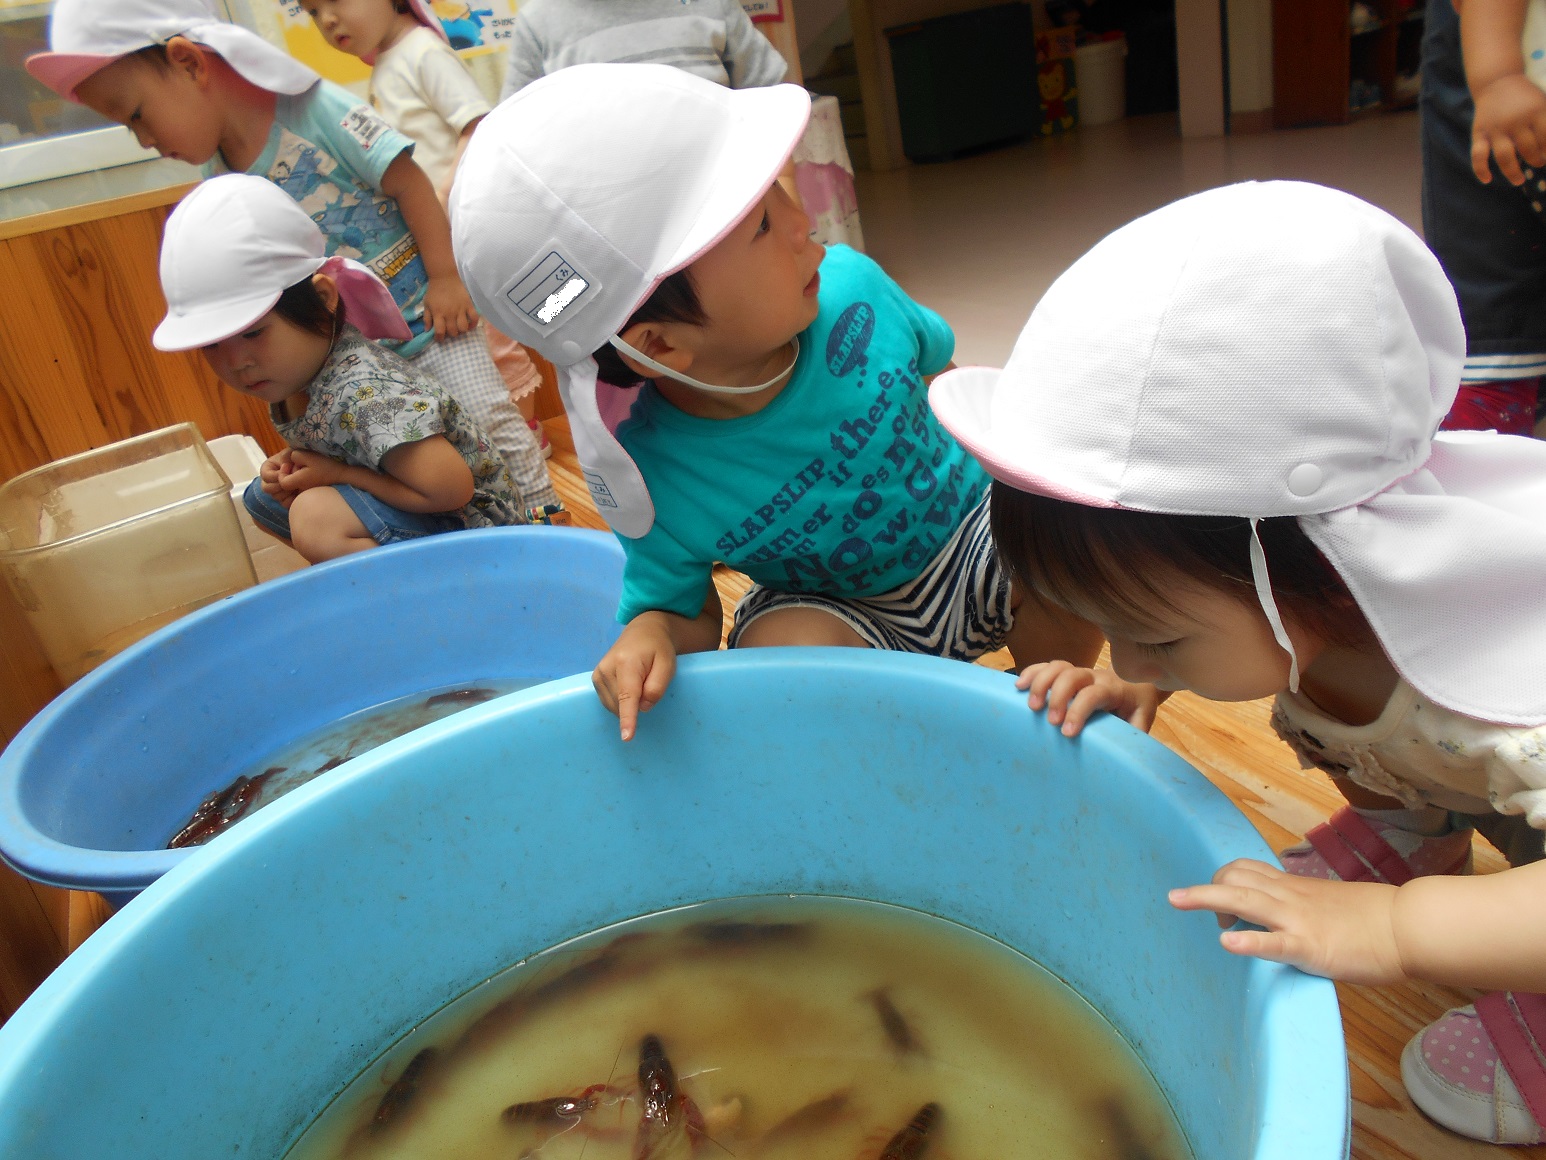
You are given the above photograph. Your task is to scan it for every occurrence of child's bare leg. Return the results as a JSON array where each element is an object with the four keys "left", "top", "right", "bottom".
[
  {"left": 287, "top": 487, "right": 377, "bottom": 563},
  {"left": 733, "top": 605, "right": 870, "bottom": 649},
  {"left": 1004, "top": 580, "right": 1104, "bottom": 669}
]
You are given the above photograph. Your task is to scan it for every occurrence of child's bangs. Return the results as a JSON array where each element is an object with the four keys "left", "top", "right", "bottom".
[{"left": 988, "top": 482, "right": 1231, "bottom": 633}]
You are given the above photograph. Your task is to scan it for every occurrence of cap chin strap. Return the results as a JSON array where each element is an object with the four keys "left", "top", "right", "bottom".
[
  {"left": 608, "top": 336, "right": 799, "bottom": 396},
  {"left": 1248, "top": 517, "right": 1301, "bottom": 693}
]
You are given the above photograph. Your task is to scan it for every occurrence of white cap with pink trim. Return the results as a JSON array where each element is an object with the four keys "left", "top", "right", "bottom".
[
  {"left": 26, "top": 0, "right": 318, "bottom": 101},
  {"left": 930, "top": 180, "right": 1546, "bottom": 727},
  {"left": 450, "top": 63, "right": 810, "bottom": 538},
  {"left": 154, "top": 174, "right": 411, "bottom": 352}
]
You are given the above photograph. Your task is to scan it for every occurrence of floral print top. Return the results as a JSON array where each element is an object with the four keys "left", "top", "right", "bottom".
[{"left": 273, "top": 326, "right": 525, "bottom": 528}]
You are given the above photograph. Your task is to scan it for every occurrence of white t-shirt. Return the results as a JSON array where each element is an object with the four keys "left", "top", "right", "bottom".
[
  {"left": 1272, "top": 679, "right": 1546, "bottom": 828},
  {"left": 1526, "top": 0, "right": 1546, "bottom": 90},
  {"left": 370, "top": 26, "right": 491, "bottom": 189}
]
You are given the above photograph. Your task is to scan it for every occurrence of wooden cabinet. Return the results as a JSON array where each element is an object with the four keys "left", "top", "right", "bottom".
[{"left": 1273, "top": 0, "right": 1425, "bottom": 128}]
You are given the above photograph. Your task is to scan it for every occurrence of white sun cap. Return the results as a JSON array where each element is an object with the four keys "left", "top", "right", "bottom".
[
  {"left": 450, "top": 62, "right": 811, "bottom": 537},
  {"left": 26, "top": 0, "right": 319, "bottom": 101},
  {"left": 155, "top": 174, "right": 410, "bottom": 351},
  {"left": 931, "top": 180, "right": 1546, "bottom": 726}
]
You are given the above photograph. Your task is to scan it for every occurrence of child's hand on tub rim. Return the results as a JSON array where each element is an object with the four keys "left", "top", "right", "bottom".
[
  {"left": 1015, "top": 661, "right": 1164, "bottom": 736},
  {"left": 1168, "top": 860, "right": 1408, "bottom": 986}
]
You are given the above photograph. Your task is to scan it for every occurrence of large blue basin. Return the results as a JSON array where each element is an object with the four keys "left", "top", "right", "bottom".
[
  {"left": 0, "top": 526, "right": 625, "bottom": 903},
  {"left": 0, "top": 650, "right": 1347, "bottom": 1159}
]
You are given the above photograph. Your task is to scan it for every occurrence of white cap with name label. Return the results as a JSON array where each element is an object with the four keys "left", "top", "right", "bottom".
[{"left": 451, "top": 63, "right": 810, "bottom": 537}]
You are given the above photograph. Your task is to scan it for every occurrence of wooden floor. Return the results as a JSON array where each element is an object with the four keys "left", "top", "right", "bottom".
[{"left": 545, "top": 416, "right": 1544, "bottom": 1160}]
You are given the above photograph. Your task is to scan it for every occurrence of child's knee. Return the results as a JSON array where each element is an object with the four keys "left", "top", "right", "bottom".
[{"left": 288, "top": 487, "right": 370, "bottom": 559}]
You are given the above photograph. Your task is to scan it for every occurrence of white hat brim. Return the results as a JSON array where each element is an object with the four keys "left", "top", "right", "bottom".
[
  {"left": 929, "top": 365, "right": 1114, "bottom": 507},
  {"left": 153, "top": 291, "right": 281, "bottom": 353},
  {"left": 660, "top": 82, "right": 814, "bottom": 276}
]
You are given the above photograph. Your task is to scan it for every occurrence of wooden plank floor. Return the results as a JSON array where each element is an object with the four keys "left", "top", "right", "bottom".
[{"left": 546, "top": 416, "right": 1543, "bottom": 1159}]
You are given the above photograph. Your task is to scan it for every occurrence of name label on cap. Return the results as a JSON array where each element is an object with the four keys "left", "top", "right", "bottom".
[{"left": 509, "top": 252, "right": 593, "bottom": 326}]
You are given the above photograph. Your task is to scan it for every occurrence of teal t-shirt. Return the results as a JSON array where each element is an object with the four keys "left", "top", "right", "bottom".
[
  {"left": 206, "top": 80, "right": 434, "bottom": 358},
  {"left": 614, "top": 244, "right": 986, "bottom": 623}
]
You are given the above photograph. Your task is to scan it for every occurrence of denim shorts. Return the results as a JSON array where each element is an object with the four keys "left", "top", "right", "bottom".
[{"left": 242, "top": 478, "right": 464, "bottom": 546}]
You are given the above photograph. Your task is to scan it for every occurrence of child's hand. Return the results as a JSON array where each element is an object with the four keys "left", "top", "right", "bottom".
[
  {"left": 260, "top": 449, "right": 297, "bottom": 508},
  {"left": 1471, "top": 74, "right": 1546, "bottom": 184},
  {"left": 422, "top": 276, "right": 480, "bottom": 342},
  {"left": 1016, "top": 661, "right": 1162, "bottom": 736},
  {"left": 593, "top": 618, "right": 679, "bottom": 742},
  {"left": 1169, "top": 859, "right": 1407, "bottom": 986},
  {"left": 277, "top": 449, "right": 349, "bottom": 493}
]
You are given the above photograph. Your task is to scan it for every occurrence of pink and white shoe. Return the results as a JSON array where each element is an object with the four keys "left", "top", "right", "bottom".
[
  {"left": 1278, "top": 807, "right": 1473, "bottom": 883},
  {"left": 1402, "top": 993, "right": 1546, "bottom": 1144},
  {"left": 527, "top": 417, "right": 553, "bottom": 459}
]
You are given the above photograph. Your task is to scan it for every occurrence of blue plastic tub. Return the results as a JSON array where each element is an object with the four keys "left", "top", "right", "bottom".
[
  {"left": 0, "top": 650, "right": 1347, "bottom": 1159},
  {"left": 0, "top": 526, "right": 624, "bottom": 904}
]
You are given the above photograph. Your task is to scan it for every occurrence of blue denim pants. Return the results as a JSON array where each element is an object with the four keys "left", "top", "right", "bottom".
[{"left": 243, "top": 478, "right": 463, "bottom": 546}]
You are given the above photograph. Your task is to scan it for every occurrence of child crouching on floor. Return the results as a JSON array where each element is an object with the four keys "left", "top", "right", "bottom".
[
  {"left": 155, "top": 175, "right": 528, "bottom": 562},
  {"left": 448, "top": 64, "right": 1149, "bottom": 740},
  {"left": 27, "top": 0, "right": 562, "bottom": 516},
  {"left": 301, "top": 0, "right": 553, "bottom": 458},
  {"left": 930, "top": 180, "right": 1546, "bottom": 1145}
]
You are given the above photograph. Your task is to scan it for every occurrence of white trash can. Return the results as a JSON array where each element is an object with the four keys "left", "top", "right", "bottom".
[{"left": 1074, "top": 36, "right": 1127, "bottom": 126}]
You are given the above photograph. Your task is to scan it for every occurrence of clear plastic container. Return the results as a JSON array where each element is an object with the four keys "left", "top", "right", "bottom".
[{"left": 0, "top": 424, "right": 257, "bottom": 684}]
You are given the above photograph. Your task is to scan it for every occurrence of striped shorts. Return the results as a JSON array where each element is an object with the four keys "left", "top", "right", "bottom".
[
  {"left": 726, "top": 495, "right": 1013, "bottom": 659},
  {"left": 411, "top": 325, "right": 560, "bottom": 511}
]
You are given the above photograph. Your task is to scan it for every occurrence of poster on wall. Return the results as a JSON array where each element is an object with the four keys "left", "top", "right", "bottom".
[
  {"left": 741, "top": 0, "right": 784, "bottom": 22},
  {"left": 270, "top": 0, "right": 521, "bottom": 86}
]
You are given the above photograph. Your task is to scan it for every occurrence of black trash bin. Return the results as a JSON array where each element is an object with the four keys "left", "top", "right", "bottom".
[{"left": 885, "top": 3, "right": 1039, "bottom": 162}]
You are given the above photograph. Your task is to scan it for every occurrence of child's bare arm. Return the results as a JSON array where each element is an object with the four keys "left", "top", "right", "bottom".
[
  {"left": 1461, "top": 0, "right": 1546, "bottom": 182},
  {"left": 1169, "top": 856, "right": 1546, "bottom": 992},
  {"left": 436, "top": 117, "right": 484, "bottom": 208},
  {"left": 380, "top": 152, "right": 479, "bottom": 339},
  {"left": 593, "top": 587, "right": 724, "bottom": 742},
  {"left": 279, "top": 439, "right": 474, "bottom": 513}
]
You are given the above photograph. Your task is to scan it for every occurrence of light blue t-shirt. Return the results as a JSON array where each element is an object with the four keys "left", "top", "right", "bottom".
[
  {"left": 614, "top": 244, "right": 986, "bottom": 623},
  {"left": 206, "top": 80, "right": 434, "bottom": 358}
]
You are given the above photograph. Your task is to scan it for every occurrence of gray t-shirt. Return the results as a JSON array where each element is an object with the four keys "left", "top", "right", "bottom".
[
  {"left": 499, "top": 0, "right": 788, "bottom": 101},
  {"left": 273, "top": 326, "right": 525, "bottom": 528}
]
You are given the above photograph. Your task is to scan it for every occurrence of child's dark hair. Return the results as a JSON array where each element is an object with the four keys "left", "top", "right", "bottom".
[
  {"left": 989, "top": 481, "right": 1372, "bottom": 647},
  {"left": 129, "top": 44, "right": 172, "bottom": 72},
  {"left": 273, "top": 276, "right": 345, "bottom": 339},
  {"left": 591, "top": 270, "right": 706, "bottom": 386}
]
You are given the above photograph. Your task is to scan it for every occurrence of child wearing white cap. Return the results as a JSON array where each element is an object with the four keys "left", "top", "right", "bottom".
[
  {"left": 155, "top": 174, "right": 529, "bottom": 561},
  {"left": 452, "top": 64, "right": 1136, "bottom": 741},
  {"left": 930, "top": 179, "right": 1546, "bottom": 1144},
  {"left": 301, "top": 0, "right": 551, "bottom": 459},
  {"left": 26, "top": 0, "right": 561, "bottom": 518}
]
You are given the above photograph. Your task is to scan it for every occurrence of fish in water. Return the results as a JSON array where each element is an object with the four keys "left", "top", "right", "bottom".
[
  {"left": 757, "top": 1089, "right": 852, "bottom": 1151},
  {"left": 372, "top": 1047, "right": 437, "bottom": 1132},
  {"left": 502, "top": 1090, "right": 600, "bottom": 1125},
  {"left": 868, "top": 988, "right": 920, "bottom": 1055},
  {"left": 424, "top": 687, "right": 498, "bottom": 708},
  {"left": 686, "top": 919, "right": 811, "bottom": 946},
  {"left": 878, "top": 1102, "right": 940, "bottom": 1160},
  {"left": 1097, "top": 1097, "right": 1162, "bottom": 1160},
  {"left": 633, "top": 1034, "right": 705, "bottom": 1160},
  {"left": 166, "top": 767, "right": 283, "bottom": 848}
]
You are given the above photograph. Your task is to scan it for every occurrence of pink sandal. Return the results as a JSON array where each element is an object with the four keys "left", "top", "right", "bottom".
[
  {"left": 1402, "top": 992, "right": 1546, "bottom": 1143},
  {"left": 1279, "top": 807, "right": 1473, "bottom": 883}
]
